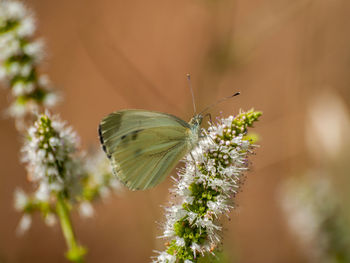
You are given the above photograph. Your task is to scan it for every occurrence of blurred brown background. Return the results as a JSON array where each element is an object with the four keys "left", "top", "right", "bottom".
[{"left": 1, "top": 0, "right": 350, "bottom": 262}]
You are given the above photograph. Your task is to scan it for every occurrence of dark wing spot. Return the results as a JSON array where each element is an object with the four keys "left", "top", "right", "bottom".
[
  {"left": 121, "top": 134, "right": 130, "bottom": 146},
  {"left": 121, "top": 129, "right": 144, "bottom": 142},
  {"left": 132, "top": 129, "right": 144, "bottom": 140}
]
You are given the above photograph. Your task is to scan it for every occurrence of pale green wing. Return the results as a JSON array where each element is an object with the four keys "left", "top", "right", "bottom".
[{"left": 99, "top": 110, "right": 194, "bottom": 190}]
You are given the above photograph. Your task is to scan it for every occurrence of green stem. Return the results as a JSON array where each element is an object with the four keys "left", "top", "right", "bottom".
[{"left": 56, "top": 193, "right": 86, "bottom": 263}]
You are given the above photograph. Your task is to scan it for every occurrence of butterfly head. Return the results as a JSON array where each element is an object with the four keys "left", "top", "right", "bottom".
[{"left": 189, "top": 114, "right": 203, "bottom": 127}]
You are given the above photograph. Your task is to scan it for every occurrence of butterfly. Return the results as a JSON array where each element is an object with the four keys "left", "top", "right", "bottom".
[
  {"left": 98, "top": 110, "right": 203, "bottom": 190},
  {"left": 98, "top": 73, "right": 239, "bottom": 191}
]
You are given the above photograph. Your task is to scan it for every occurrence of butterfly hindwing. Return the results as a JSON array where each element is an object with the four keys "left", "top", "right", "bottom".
[
  {"left": 99, "top": 110, "right": 193, "bottom": 190},
  {"left": 110, "top": 127, "right": 190, "bottom": 190}
]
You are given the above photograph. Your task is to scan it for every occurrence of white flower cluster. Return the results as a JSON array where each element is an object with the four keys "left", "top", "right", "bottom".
[
  {"left": 14, "top": 187, "right": 58, "bottom": 234},
  {"left": 15, "top": 113, "right": 124, "bottom": 231},
  {"left": 0, "top": 0, "right": 57, "bottom": 118},
  {"left": 14, "top": 112, "right": 84, "bottom": 233},
  {"left": 14, "top": 112, "right": 83, "bottom": 231},
  {"left": 78, "top": 150, "right": 123, "bottom": 218},
  {"left": 280, "top": 174, "right": 350, "bottom": 263},
  {"left": 21, "top": 112, "right": 83, "bottom": 201},
  {"left": 155, "top": 111, "right": 260, "bottom": 262}
]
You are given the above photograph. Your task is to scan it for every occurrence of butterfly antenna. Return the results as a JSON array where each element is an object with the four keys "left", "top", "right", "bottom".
[
  {"left": 187, "top": 74, "right": 197, "bottom": 114},
  {"left": 199, "top": 92, "right": 240, "bottom": 115}
]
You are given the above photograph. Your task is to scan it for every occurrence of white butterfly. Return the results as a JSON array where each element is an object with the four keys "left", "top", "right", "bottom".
[{"left": 99, "top": 110, "right": 203, "bottom": 190}]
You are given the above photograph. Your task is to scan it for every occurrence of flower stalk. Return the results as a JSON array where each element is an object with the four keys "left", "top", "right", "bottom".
[{"left": 56, "top": 193, "right": 86, "bottom": 263}]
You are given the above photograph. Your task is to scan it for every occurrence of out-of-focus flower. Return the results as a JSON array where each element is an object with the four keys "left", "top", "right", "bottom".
[
  {"left": 13, "top": 113, "right": 123, "bottom": 262},
  {"left": 16, "top": 112, "right": 123, "bottom": 231},
  {"left": 0, "top": 0, "right": 58, "bottom": 121},
  {"left": 16, "top": 214, "right": 32, "bottom": 235},
  {"left": 306, "top": 90, "right": 350, "bottom": 161},
  {"left": 78, "top": 201, "right": 94, "bottom": 218},
  {"left": 82, "top": 149, "right": 123, "bottom": 201},
  {"left": 14, "top": 112, "right": 83, "bottom": 232},
  {"left": 280, "top": 173, "right": 350, "bottom": 263},
  {"left": 154, "top": 110, "right": 261, "bottom": 262},
  {"left": 14, "top": 187, "right": 28, "bottom": 211},
  {"left": 76, "top": 149, "right": 123, "bottom": 218},
  {"left": 21, "top": 112, "right": 84, "bottom": 202},
  {"left": 14, "top": 186, "right": 55, "bottom": 233},
  {"left": 0, "top": 2, "right": 122, "bottom": 261}
]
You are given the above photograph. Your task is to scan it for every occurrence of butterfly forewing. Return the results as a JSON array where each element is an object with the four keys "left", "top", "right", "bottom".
[{"left": 99, "top": 110, "right": 195, "bottom": 190}]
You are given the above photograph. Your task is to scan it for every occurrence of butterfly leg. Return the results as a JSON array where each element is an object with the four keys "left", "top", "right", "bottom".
[{"left": 204, "top": 113, "right": 213, "bottom": 124}]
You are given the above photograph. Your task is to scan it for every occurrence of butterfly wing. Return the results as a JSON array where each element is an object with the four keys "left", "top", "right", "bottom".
[{"left": 99, "top": 110, "right": 195, "bottom": 190}]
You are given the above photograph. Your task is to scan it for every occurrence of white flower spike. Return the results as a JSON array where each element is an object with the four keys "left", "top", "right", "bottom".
[{"left": 154, "top": 110, "right": 261, "bottom": 262}]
